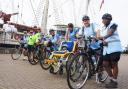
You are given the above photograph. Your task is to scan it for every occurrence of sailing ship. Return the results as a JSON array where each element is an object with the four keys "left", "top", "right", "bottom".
[{"left": 0, "top": 0, "right": 126, "bottom": 50}]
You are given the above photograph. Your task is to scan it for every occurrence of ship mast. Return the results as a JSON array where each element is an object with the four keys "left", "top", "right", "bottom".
[
  {"left": 85, "top": 0, "right": 90, "bottom": 15},
  {"left": 41, "top": 0, "right": 49, "bottom": 33}
]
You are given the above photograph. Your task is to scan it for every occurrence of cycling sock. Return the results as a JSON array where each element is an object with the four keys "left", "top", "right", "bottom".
[
  {"left": 112, "top": 78, "right": 117, "bottom": 82},
  {"left": 109, "top": 76, "right": 113, "bottom": 80}
]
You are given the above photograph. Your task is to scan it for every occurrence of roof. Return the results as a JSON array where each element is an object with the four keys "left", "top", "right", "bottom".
[
  {"left": 9, "top": 22, "right": 39, "bottom": 31},
  {"left": 54, "top": 24, "right": 67, "bottom": 28}
]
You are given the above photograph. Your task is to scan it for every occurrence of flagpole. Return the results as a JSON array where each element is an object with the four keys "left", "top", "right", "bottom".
[
  {"left": 41, "top": 0, "right": 49, "bottom": 33},
  {"left": 100, "top": 0, "right": 104, "bottom": 11}
]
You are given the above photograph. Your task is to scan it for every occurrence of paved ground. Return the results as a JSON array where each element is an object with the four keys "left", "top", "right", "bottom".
[{"left": 0, "top": 54, "right": 128, "bottom": 89}]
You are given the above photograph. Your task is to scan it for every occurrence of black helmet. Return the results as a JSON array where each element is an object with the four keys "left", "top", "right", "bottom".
[
  {"left": 68, "top": 23, "right": 74, "bottom": 28},
  {"left": 49, "top": 29, "right": 54, "bottom": 32},
  {"left": 102, "top": 13, "right": 112, "bottom": 20},
  {"left": 23, "top": 31, "right": 27, "bottom": 34},
  {"left": 82, "top": 15, "right": 90, "bottom": 21}
]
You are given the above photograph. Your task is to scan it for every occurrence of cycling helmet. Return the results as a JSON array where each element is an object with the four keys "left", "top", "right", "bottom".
[
  {"left": 41, "top": 32, "right": 44, "bottom": 35},
  {"left": 82, "top": 15, "right": 90, "bottom": 21},
  {"left": 49, "top": 29, "right": 54, "bottom": 32},
  {"left": 23, "top": 31, "right": 27, "bottom": 34},
  {"left": 102, "top": 13, "right": 112, "bottom": 20},
  {"left": 67, "top": 23, "right": 74, "bottom": 28}
]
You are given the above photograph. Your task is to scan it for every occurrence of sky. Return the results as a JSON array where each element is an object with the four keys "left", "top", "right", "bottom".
[
  {"left": 101, "top": 0, "right": 128, "bottom": 48},
  {"left": 0, "top": 0, "right": 128, "bottom": 48}
]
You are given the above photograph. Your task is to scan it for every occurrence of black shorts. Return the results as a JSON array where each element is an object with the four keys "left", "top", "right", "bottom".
[
  {"left": 21, "top": 43, "right": 25, "bottom": 48},
  {"left": 27, "top": 45, "right": 34, "bottom": 53},
  {"left": 103, "top": 52, "right": 121, "bottom": 62},
  {"left": 20, "top": 43, "right": 27, "bottom": 50}
]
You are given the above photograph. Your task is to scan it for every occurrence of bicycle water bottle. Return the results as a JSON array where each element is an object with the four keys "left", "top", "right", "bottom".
[{"left": 92, "top": 55, "right": 96, "bottom": 65}]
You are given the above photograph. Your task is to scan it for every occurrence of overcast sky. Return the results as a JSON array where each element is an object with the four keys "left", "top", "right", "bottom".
[
  {"left": 0, "top": 0, "right": 128, "bottom": 48},
  {"left": 101, "top": 0, "right": 128, "bottom": 48}
]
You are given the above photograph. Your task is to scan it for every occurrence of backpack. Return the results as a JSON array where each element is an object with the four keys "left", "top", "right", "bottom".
[{"left": 82, "top": 23, "right": 96, "bottom": 36}]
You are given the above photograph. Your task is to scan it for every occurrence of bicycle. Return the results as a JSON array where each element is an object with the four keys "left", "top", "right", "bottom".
[
  {"left": 67, "top": 36, "right": 108, "bottom": 89},
  {"left": 27, "top": 44, "right": 40, "bottom": 65},
  {"left": 48, "top": 41, "right": 77, "bottom": 75},
  {"left": 39, "top": 41, "right": 54, "bottom": 70},
  {"left": 11, "top": 43, "right": 28, "bottom": 60}
]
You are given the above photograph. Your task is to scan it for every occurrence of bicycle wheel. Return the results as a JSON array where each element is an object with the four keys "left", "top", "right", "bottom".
[
  {"left": 49, "top": 64, "right": 60, "bottom": 75},
  {"left": 39, "top": 48, "right": 51, "bottom": 70},
  {"left": 11, "top": 47, "right": 22, "bottom": 60},
  {"left": 49, "top": 56, "right": 61, "bottom": 74},
  {"left": 49, "top": 66, "right": 58, "bottom": 74},
  {"left": 28, "top": 51, "right": 38, "bottom": 65},
  {"left": 66, "top": 53, "right": 74, "bottom": 72},
  {"left": 96, "top": 67, "right": 108, "bottom": 83},
  {"left": 95, "top": 55, "right": 108, "bottom": 83},
  {"left": 67, "top": 53, "right": 90, "bottom": 89}
]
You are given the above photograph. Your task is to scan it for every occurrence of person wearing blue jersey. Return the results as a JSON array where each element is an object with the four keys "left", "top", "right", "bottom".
[
  {"left": 78, "top": 15, "right": 99, "bottom": 38},
  {"left": 20, "top": 31, "right": 28, "bottom": 60},
  {"left": 65, "top": 23, "right": 77, "bottom": 41},
  {"left": 78, "top": 15, "right": 100, "bottom": 78},
  {"left": 48, "top": 29, "right": 60, "bottom": 51}
]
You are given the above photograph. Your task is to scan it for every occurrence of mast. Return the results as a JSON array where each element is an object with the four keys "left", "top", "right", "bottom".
[
  {"left": 85, "top": 0, "right": 90, "bottom": 15},
  {"left": 11, "top": 0, "right": 15, "bottom": 22},
  {"left": 41, "top": 0, "right": 49, "bottom": 33},
  {"left": 72, "top": 0, "right": 77, "bottom": 26}
]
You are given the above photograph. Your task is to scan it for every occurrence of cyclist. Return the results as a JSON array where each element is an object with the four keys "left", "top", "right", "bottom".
[
  {"left": 48, "top": 29, "right": 60, "bottom": 51},
  {"left": 34, "top": 28, "right": 41, "bottom": 43},
  {"left": 78, "top": 15, "right": 99, "bottom": 39},
  {"left": 98, "top": 13, "right": 122, "bottom": 88},
  {"left": 61, "top": 23, "right": 78, "bottom": 52},
  {"left": 35, "top": 32, "right": 46, "bottom": 44},
  {"left": 65, "top": 23, "right": 78, "bottom": 41},
  {"left": 78, "top": 15, "right": 100, "bottom": 77},
  {"left": 20, "top": 31, "right": 28, "bottom": 60},
  {"left": 27, "top": 29, "right": 35, "bottom": 55}
]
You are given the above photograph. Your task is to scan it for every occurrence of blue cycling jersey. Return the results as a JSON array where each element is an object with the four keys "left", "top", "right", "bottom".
[
  {"left": 67, "top": 29, "right": 77, "bottom": 41},
  {"left": 49, "top": 34, "right": 60, "bottom": 44},
  {"left": 20, "top": 35, "right": 28, "bottom": 44}
]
